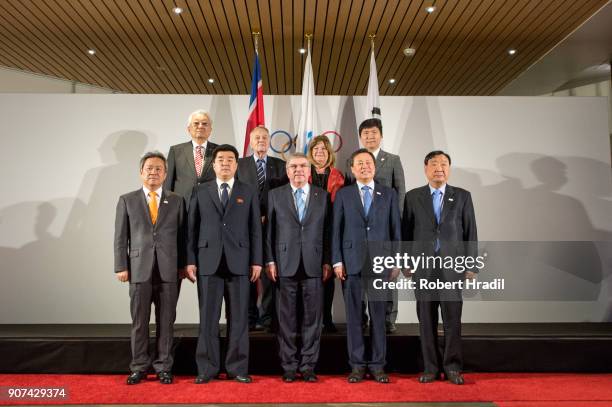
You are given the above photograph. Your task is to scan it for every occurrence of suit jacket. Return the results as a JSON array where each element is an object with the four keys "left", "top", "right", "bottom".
[
  {"left": 265, "top": 184, "right": 330, "bottom": 277},
  {"left": 164, "top": 141, "right": 218, "bottom": 208},
  {"left": 114, "top": 189, "right": 186, "bottom": 283},
  {"left": 332, "top": 183, "right": 401, "bottom": 275},
  {"left": 187, "top": 180, "right": 263, "bottom": 276},
  {"left": 402, "top": 184, "right": 478, "bottom": 261},
  {"left": 345, "top": 149, "right": 406, "bottom": 214},
  {"left": 236, "top": 155, "right": 288, "bottom": 215}
]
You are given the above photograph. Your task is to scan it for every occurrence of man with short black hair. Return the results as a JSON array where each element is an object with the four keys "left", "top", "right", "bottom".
[
  {"left": 186, "top": 144, "right": 263, "bottom": 384},
  {"left": 402, "top": 150, "right": 478, "bottom": 385}
]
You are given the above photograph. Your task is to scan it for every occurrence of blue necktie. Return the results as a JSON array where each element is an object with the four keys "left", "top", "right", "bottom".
[
  {"left": 295, "top": 188, "right": 305, "bottom": 222},
  {"left": 432, "top": 189, "right": 441, "bottom": 251},
  {"left": 256, "top": 159, "right": 266, "bottom": 192},
  {"left": 432, "top": 189, "right": 441, "bottom": 223},
  {"left": 362, "top": 186, "right": 372, "bottom": 216},
  {"left": 221, "top": 183, "right": 229, "bottom": 209}
]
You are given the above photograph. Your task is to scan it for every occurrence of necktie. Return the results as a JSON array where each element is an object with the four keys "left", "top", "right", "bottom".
[
  {"left": 256, "top": 159, "right": 266, "bottom": 191},
  {"left": 362, "top": 186, "right": 372, "bottom": 216},
  {"left": 295, "top": 188, "right": 305, "bottom": 222},
  {"left": 220, "top": 183, "right": 229, "bottom": 209},
  {"left": 148, "top": 191, "right": 158, "bottom": 224},
  {"left": 432, "top": 189, "right": 441, "bottom": 252},
  {"left": 432, "top": 189, "right": 442, "bottom": 224},
  {"left": 195, "top": 145, "right": 203, "bottom": 177}
]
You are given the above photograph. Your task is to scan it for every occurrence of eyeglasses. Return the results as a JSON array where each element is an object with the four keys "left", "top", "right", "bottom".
[
  {"left": 287, "top": 164, "right": 309, "bottom": 170},
  {"left": 191, "top": 121, "right": 210, "bottom": 128}
]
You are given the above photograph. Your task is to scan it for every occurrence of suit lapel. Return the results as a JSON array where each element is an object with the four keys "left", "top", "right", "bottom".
[
  {"left": 199, "top": 143, "right": 214, "bottom": 179},
  {"left": 138, "top": 189, "right": 154, "bottom": 226},
  {"left": 376, "top": 150, "right": 389, "bottom": 170},
  {"left": 352, "top": 184, "right": 367, "bottom": 221},
  {"left": 155, "top": 190, "right": 167, "bottom": 226},
  {"left": 367, "top": 184, "right": 382, "bottom": 220},
  {"left": 224, "top": 180, "right": 243, "bottom": 217},
  {"left": 301, "top": 187, "right": 319, "bottom": 224},
  {"left": 440, "top": 185, "right": 455, "bottom": 225},
  {"left": 283, "top": 185, "right": 300, "bottom": 223},
  {"left": 246, "top": 156, "right": 258, "bottom": 185},
  {"left": 206, "top": 182, "right": 224, "bottom": 216},
  {"left": 418, "top": 185, "right": 437, "bottom": 226},
  {"left": 182, "top": 142, "right": 197, "bottom": 177}
]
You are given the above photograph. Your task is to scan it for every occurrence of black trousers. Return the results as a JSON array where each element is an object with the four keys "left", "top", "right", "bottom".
[
  {"left": 416, "top": 299, "right": 463, "bottom": 374},
  {"left": 276, "top": 262, "right": 323, "bottom": 373},
  {"left": 195, "top": 253, "right": 250, "bottom": 377},
  {"left": 343, "top": 274, "right": 386, "bottom": 370},
  {"left": 129, "top": 257, "right": 178, "bottom": 373}
]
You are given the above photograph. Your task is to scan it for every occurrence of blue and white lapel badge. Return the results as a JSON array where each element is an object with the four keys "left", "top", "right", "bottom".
[
  {"left": 447, "top": 198, "right": 454, "bottom": 202},
  {"left": 163, "top": 200, "right": 169, "bottom": 204}
]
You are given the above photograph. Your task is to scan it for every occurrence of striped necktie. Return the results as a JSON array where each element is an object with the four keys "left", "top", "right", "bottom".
[{"left": 256, "top": 159, "right": 266, "bottom": 191}]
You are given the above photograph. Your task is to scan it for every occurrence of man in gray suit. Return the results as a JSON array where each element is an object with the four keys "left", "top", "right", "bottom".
[
  {"left": 265, "top": 153, "right": 331, "bottom": 382},
  {"left": 402, "top": 150, "right": 478, "bottom": 385},
  {"left": 186, "top": 144, "right": 263, "bottom": 384},
  {"left": 114, "top": 151, "right": 186, "bottom": 385},
  {"left": 346, "top": 118, "right": 406, "bottom": 333},
  {"left": 164, "top": 110, "right": 219, "bottom": 210}
]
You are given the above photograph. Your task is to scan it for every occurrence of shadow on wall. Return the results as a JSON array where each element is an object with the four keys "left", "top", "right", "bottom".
[{"left": 0, "top": 131, "right": 150, "bottom": 323}]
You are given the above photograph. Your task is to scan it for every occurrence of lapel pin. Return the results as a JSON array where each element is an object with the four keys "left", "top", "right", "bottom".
[
  {"left": 163, "top": 200, "right": 169, "bottom": 204},
  {"left": 381, "top": 157, "right": 385, "bottom": 161},
  {"left": 236, "top": 198, "right": 244, "bottom": 204},
  {"left": 448, "top": 198, "right": 454, "bottom": 202},
  {"left": 376, "top": 191, "right": 382, "bottom": 195}
]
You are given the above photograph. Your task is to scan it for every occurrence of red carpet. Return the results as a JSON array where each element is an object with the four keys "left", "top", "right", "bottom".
[{"left": 1, "top": 373, "right": 611, "bottom": 405}]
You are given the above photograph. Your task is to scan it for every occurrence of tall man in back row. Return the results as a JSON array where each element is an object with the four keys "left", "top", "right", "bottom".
[
  {"left": 345, "top": 118, "right": 406, "bottom": 333},
  {"left": 237, "top": 125, "right": 288, "bottom": 331},
  {"left": 402, "top": 150, "right": 478, "bottom": 385},
  {"left": 165, "top": 110, "right": 218, "bottom": 211}
]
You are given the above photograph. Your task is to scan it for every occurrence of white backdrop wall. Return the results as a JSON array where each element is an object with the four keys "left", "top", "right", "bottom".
[{"left": 0, "top": 94, "right": 610, "bottom": 323}]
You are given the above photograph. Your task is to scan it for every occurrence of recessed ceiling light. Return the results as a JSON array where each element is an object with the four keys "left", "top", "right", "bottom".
[
  {"left": 87, "top": 49, "right": 95, "bottom": 55},
  {"left": 388, "top": 78, "right": 396, "bottom": 84},
  {"left": 299, "top": 48, "right": 306, "bottom": 54},
  {"left": 426, "top": 6, "right": 436, "bottom": 13},
  {"left": 508, "top": 49, "right": 517, "bottom": 55},
  {"left": 208, "top": 78, "right": 214, "bottom": 83},
  {"left": 173, "top": 7, "right": 183, "bottom": 14},
  {"left": 403, "top": 47, "right": 416, "bottom": 57}
]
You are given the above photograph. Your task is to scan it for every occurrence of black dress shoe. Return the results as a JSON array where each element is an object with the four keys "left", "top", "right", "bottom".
[
  {"left": 323, "top": 322, "right": 338, "bottom": 333},
  {"left": 157, "top": 371, "right": 173, "bottom": 384},
  {"left": 194, "top": 375, "right": 212, "bottom": 384},
  {"left": 282, "top": 371, "right": 297, "bottom": 382},
  {"left": 446, "top": 371, "right": 464, "bottom": 385},
  {"left": 370, "top": 369, "right": 389, "bottom": 383},
  {"left": 418, "top": 372, "right": 439, "bottom": 383},
  {"left": 228, "top": 374, "right": 252, "bottom": 383},
  {"left": 302, "top": 370, "right": 318, "bottom": 382},
  {"left": 348, "top": 367, "right": 366, "bottom": 383},
  {"left": 386, "top": 322, "right": 397, "bottom": 334},
  {"left": 126, "top": 371, "right": 146, "bottom": 385}
]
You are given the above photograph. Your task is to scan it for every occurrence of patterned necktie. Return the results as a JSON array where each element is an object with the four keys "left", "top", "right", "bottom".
[
  {"left": 362, "top": 186, "right": 372, "bottom": 216},
  {"left": 295, "top": 188, "right": 305, "bottom": 222},
  {"left": 195, "top": 145, "right": 203, "bottom": 177},
  {"left": 256, "top": 159, "right": 266, "bottom": 191},
  {"left": 432, "top": 189, "right": 442, "bottom": 224},
  {"left": 148, "top": 191, "right": 158, "bottom": 224},
  {"left": 220, "top": 183, "right": 229, "bottom": 209}
]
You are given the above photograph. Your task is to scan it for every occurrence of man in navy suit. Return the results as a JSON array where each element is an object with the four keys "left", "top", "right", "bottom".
[
  {"left": 332, "top": 148, "right": 401, "bottom": 383},
  {"left": 186, "top": 144, "right": 263, "bottom": 384},
  {"left": 402, "top": 150, "right": 478, "bottom": 385},
  {"left": 265, "top": 153, "right": 331, "bottom": 382}
]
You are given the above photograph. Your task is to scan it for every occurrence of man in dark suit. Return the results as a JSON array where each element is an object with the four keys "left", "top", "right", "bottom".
[
  {"left": 265, "top": 153, "right": 331, "bottom": 382},
  {"left": 402, "top": 150, "right": 478, "bottom": 385},
  {"left": 332, "top": 149, "right": 401, "bottom": 384},
  {"left": 164, "top": 110, "right": 218, "bottom": 211},
  {"left": 114, "top": 151, "right": 186, "bottom": 385},
  {"left": 185, "top": 144, "right": 263, "bottom": 384},
  {"left": 345, "top": 118, "right": 406, "bottom": 333},
  {"left": 236, "top": 125, "right": 288, "bottom": 331}
]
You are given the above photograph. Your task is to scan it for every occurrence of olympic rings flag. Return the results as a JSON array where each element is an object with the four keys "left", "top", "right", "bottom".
[{"left": 295, "top": 37, "right": 316, "bottom": 154}]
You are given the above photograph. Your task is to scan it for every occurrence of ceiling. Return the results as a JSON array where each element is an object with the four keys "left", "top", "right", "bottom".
[{"left": 0, "top": 0, "right": 609, "bottom": 95}]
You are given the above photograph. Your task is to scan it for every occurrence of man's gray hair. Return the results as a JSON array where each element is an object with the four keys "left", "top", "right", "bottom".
[
  {"left": 140, "top": 151, "right": 167, "bottom": 171},
  {"left": 286, "top": 152, "right": 309, "bottom": 167},
  {"left": 187, "top": 109, "right": 213, "bottom": 127}
]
